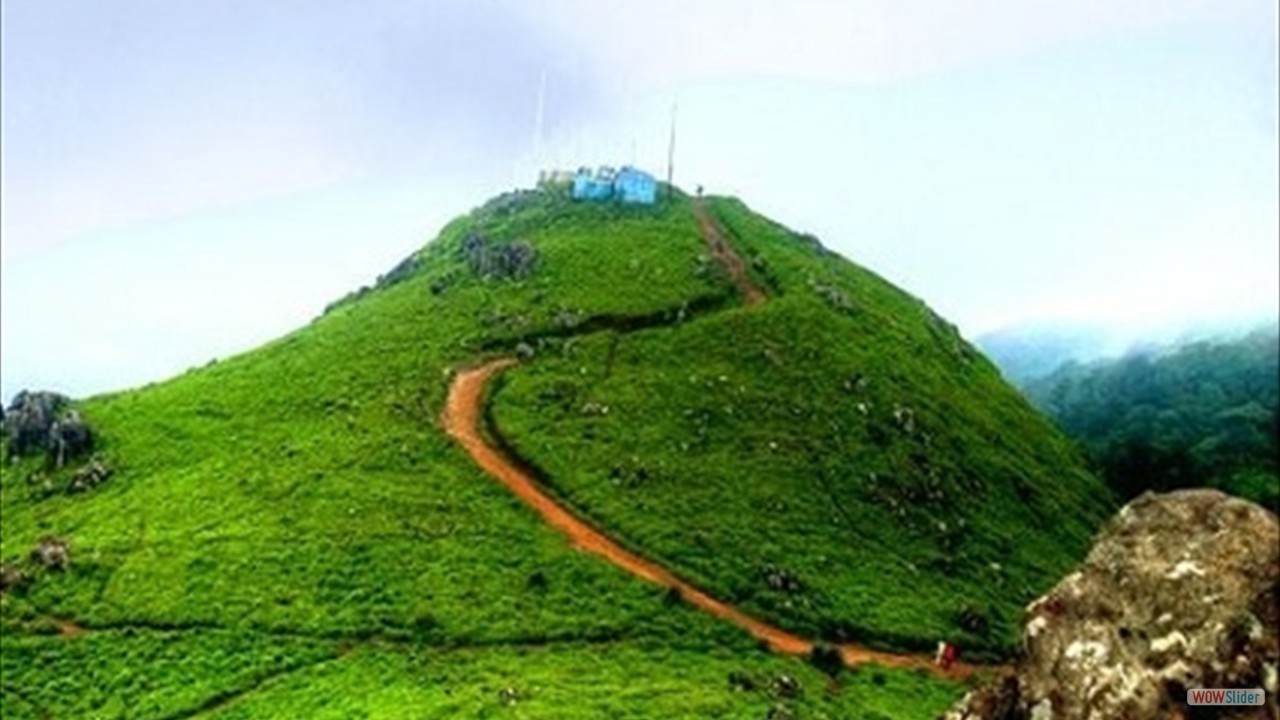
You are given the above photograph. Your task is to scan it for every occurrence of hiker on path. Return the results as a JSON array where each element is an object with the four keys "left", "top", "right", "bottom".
[{"left": 935, "top": 641, "right": 957, "bottom": 670}]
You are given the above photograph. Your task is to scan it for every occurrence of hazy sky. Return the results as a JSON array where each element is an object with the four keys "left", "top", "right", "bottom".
[{"left": 2, "top": 0, "right": 1277, "bottom": 400}]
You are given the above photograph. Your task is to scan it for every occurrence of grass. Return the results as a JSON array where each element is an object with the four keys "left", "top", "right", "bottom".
[
  {"left": 489, "top": 196, "right": 1114, "bottom": 656},
  {"left": 0, "top": 625, "right": 967, "bottom": 719},
  {"left": 203, "top": 640, "right": 965, "bottom": 720},
  {"left": 0, "top": 187, "right": 1097, "bottom": 716},
  {"left": 0, "top": 628, "right": 338, "bottom": 719}
]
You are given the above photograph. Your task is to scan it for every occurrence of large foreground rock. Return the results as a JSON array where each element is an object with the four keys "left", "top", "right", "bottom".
[
  {"left": 2, "top": 391, "right": 94, "bottom": 467},
  {"left": 944, "top": 489, "right": 1278, "bottom": 719}
]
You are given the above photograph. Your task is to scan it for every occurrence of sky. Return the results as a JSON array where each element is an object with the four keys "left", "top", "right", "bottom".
[{"left": 2, "top": 0, "right": 1277, "bottom": 400}]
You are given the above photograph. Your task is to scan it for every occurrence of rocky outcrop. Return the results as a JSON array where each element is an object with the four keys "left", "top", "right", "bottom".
[
  {"left": 4, "top": 391, "right": 68, "bottom": 457},
  {"left": 3, "top": 391, "right": 94, "bottom": 467},
  {"left": 461, "top": 233, "right": 538, "bottom": 281},
  {"left": 944, "top": 489, "right": 1278, "bottom": 720}
]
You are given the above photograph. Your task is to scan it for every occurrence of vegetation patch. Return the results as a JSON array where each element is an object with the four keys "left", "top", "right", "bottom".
[
  {"left": 490, "top": 197, "right": 1114, "bottom": 657},
  {"left": 0, "top": 188, "right": 1100, "bottom": 714},
  {"left": 1022, "top": 327, "right": 1279, "bottom": 510}
]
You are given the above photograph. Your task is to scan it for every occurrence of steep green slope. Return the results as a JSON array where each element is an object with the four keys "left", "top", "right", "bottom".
[
  {"left": 0, "top": 187, "right": 1098, "bottom": 716},
  {"left": 491, "top": 197, "right": 1114, "bottom": 657},
  {"left": 1, "top": 194, "right": 728, "bottom": 647}
]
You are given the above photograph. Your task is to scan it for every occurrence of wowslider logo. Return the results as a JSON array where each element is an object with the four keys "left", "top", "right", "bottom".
[{"left": 1187, "top": 688, "right": 1265, "bottom": 706}]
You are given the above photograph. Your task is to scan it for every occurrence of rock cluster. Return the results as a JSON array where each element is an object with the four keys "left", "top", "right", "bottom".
[
  {"left": 461, "top": 233, "right": 538, "bottom": 280},
  {"left": 761, "top": 564, "right": 803, "bottom": 594},
  {"left": 3, "top": 391, "right": 94, "bottom": 467},
  {"left": 806, "top": 276, "right": 854, "bottom": 313},
  {"left": 68, "top": 456, "right": 113, "bottom": 493},
  {"left": 1, "top": 536, "right": 73, "bottom": 596},
  {"left": 943, "top": 489, "right": 1279, "bottom": 720}
]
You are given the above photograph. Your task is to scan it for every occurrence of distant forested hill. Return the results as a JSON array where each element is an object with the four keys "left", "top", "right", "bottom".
[{"left": 1021, "top": 326, "right": 1279, "bottom": 510}]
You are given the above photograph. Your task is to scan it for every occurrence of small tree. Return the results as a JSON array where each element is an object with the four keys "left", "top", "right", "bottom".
[{"left": 808, "top": 642, "right": 844, "bottom": 677}]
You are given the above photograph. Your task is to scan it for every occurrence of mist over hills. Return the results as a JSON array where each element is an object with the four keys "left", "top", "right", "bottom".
[
  {"left": 1016, "top": 324, "right": 1279, "bottom": 511},
  {"left": 976, "top": 316, "right": 1280, "bottom": 385}
]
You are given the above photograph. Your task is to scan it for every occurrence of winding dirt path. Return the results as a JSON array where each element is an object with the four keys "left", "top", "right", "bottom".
[
  {"left": 443, "top": 360, "right": 981, "bottom": 679},
  {"left": 442, "top": 202, "right": 985, "bottom": 679}
]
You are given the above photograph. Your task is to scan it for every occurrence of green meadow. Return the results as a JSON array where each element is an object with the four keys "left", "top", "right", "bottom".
[{"left": 1, "top": 188, "right": 1105, "bottom": 717}]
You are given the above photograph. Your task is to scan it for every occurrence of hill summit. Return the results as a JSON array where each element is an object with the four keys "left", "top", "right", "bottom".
[{"left": 1, "top": 186, "right": 1113, "bottom": 718}]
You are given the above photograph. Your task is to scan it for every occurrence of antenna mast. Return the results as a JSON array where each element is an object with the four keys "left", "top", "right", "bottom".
[
  {"left": 666, "top": 103, "right": 677, "bottom": 197},
  {"left": 534, "top": 69, "right": 547, "bottom": 179}
]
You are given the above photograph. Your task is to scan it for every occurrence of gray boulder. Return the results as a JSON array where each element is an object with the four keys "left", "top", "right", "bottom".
[
  {"left": 4, "top": 391, "right": 70, "bottom": 459},
  {"left": 461, "top": 233, "right": 538, "bottom": 280},
  {"left": 943, "top": 489, "right": 1279, "bottom": 720},
  {"left": 50, "top": 410, "right": 94, "bottom": 468},
  {"left": 3, "top": 391, "right": 95, "bottom": 467}
]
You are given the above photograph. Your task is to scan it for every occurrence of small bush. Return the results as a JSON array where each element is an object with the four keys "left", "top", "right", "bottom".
[{"left": 808, "top": 643, "right": 844, "bottom": 677}]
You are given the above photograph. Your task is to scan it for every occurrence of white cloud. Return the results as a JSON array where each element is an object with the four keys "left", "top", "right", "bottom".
[
  {"left": 1, "top": 0, "right": 1274, "bottom": 398},
  {"left": 521, "top": 0, "right": 1270, "bottom": 87}
]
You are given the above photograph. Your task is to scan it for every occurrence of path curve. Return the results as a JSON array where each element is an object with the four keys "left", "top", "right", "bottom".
[
  {"left": 443, "top": 360, "right": 982, "bottom": 679},
  {"left": 442, "top": 200, "right": 986, "bottom": 679}
]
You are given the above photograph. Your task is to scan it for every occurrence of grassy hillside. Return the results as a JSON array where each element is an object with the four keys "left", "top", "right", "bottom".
[
  {"left": 0, "top": 187, "right": 1104, "bottom": 717},
  {"left": 491, "top": 197, "right": 1114, "bottom": 657}
]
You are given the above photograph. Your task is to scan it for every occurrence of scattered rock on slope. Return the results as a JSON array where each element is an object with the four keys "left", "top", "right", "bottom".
[
  {"left": 68, "top": 455, "right": 114, "bottom": 493},
  {"left": 31, "top": 536, "right": 71, "bottom": 570},
  {"left": 0, "top": 563, "right": 30, "bottom": 593},
  {"left": 943, "top": 489, "right": 1278, "bottom": 720}
]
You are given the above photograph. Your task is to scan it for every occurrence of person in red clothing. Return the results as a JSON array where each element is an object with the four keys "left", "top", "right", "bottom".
[{"left": 935, "top": 641, "right": 958, "bottom": 670}]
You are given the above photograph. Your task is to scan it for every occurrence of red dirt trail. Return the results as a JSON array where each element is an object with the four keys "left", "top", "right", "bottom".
[
  {"left": 443, "top": 360, "right": 984, "bottom": 680},
  {"left": 692, "top": 201, "right": 766, "bottom": 307}
]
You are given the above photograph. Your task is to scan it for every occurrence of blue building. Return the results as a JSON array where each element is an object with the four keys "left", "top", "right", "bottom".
[
  {"left": 572, "top": 166, "right": 615, "bottom": 201},
  {"left": 570, "top": 165, "right": 657, "bottom": 204},
  {"left": 613, "top": 166, "right": 657, "bottom": 204}
]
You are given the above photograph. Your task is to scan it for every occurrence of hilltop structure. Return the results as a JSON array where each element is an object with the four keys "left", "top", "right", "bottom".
[{"left": 547, "top": 165, "right": 656, "bottom": 205}]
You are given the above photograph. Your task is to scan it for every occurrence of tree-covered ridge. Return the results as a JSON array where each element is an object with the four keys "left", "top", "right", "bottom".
[{"left": 1022, "top": 326, "right": 1279, "bottom": 510}]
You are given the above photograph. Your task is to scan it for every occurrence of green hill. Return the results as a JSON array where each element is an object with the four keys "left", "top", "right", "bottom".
[{"left": 0, "top": 188, "right": 1111, "bottom": 718}]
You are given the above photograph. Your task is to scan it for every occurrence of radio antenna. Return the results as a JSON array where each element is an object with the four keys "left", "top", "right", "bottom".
[
  {"left": 666, "top": 103, "right": 677, "bottom": 196},
  {"left": 533, "top": 69, "right": 547, "bottom": 177}
]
